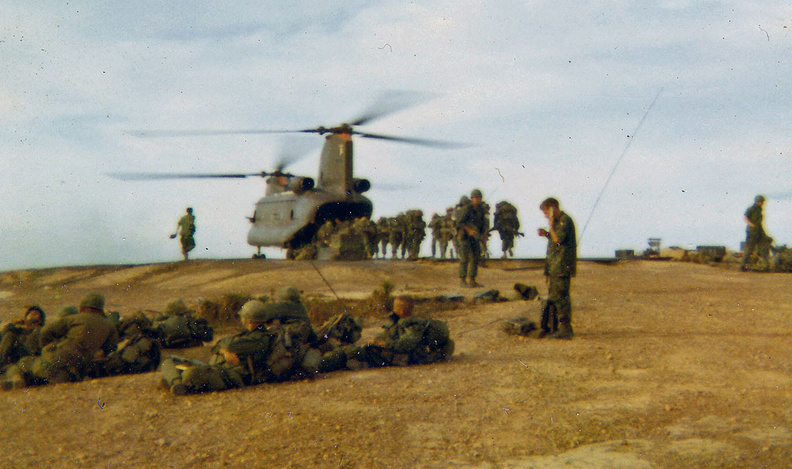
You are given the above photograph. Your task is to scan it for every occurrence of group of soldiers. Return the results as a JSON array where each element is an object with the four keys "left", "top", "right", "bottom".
[
  {"left": 298, "top": 194, "right": 523, "bottom": 263},
  {"left": 0, "top": 289, "right": 454, "bottom": 395}
]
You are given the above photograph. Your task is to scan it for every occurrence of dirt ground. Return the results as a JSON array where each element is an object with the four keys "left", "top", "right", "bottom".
[{"left": 0, "top": 258, "right": 790, "bottom": 468}]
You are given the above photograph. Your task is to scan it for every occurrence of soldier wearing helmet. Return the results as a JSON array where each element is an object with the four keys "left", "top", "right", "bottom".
[
  {"left": 455, "top": 189, "right": 487, "bottom": 287},
  {"left": 2, "top": 292, "right": 119, "bottom": 390},
  {"left": 159, "top": 299, "right": 275, "bottom": 395}
]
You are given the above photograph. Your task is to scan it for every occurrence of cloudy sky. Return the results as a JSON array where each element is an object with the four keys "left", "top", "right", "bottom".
[{"left": 2, "top": 1, "right": 790, "bottom": 271}]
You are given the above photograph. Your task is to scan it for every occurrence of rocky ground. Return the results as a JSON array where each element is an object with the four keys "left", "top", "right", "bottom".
[{"left": 0, "top": 258, "right": 790, "bottom": 468}]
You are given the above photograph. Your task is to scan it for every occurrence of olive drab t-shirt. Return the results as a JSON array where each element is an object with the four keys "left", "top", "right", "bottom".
[{"left": 544, "top": 211, "right": 577, "bottom": 278}]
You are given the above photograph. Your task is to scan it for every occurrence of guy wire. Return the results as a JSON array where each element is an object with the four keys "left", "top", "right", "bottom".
[
  {"left": 579, "top": 88, "right": 663, "bottom": 244},
  {"left": 310, "top": 261, "right": 349, "bottom": 312}
]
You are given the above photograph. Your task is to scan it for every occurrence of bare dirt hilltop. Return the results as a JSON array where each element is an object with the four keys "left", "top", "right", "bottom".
[{"left": 0, "top": 259, "right": 791, "bottom": 468}]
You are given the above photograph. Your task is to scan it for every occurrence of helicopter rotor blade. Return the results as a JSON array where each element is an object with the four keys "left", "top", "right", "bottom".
[
  {"left": 354, "top": 130, "right": 470, "bottom": 149},
  {"left": 127, "top": 129, "right": 310, "bottom": 138},
  {"left": 350, "top": 90, "right": 437, "bottom": 126},
  {"left": 107, "top": 172, "right": 265, "bottom": 181}
]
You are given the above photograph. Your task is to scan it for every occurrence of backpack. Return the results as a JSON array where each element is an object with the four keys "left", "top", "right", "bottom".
[{"left": 155, "top": 314, "right": 213, "bottom": 348}]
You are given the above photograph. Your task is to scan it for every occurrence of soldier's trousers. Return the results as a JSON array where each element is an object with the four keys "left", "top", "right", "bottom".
[
  {"left": 458, "top": 238, "right": 481, "bottom": 280},
  {"left": 741, "top": 233, "right": 770, "bottom": 268},
  {"left": 548, "top": 276, "right": 572, "bottom": 325}
]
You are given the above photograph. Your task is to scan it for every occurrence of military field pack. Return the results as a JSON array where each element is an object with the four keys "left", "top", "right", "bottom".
[
  {"left": 313, "top": 314, "right": 363, "bottom": 354},
  {"left": 153, "top": 313, "right": 213, "bottom": 348},
  {"left": 502, "top": 316, "right": 538, "bottom": 336}
]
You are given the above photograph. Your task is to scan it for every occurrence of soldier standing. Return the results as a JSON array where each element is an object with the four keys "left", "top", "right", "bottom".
[
  {"left": 429, "top": 213, "right": 443, "bottom": 258},
  {"left": 388, "top": 215, "right": 406, "bottom": 259},
  {"left": 537, "top": 198, "right": 577, "bottom": 339},
  {"left": 377, "top": 217, "right": 390, "bottom": 259},
  {"left": 455, "top": 189, "right": 487, "bottom": 287},
  {"left": 172, "top": 207, "right": 196, "bottom": 261},
  {"left": 740, "top": 195, "right": 770, "bottom": 271},
  {"left": 493, "top": 201, "right": 521, "bottom": 258},
  {"left": 405, "top": 210, "right": 426, "bottom": 260}
]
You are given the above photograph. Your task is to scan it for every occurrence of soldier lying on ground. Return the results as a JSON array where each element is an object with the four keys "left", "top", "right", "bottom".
[
  {"left": 0, "top": 306, "right": 46, "bottom": 367},
  {"left": 160, "top": 299, "right": 274, "bottom": 395},
  {"left": 160, "top": 288, "right": 321, "bottom": 395},
  {"left": 88, "top": 312, "right": 162, "bottom": 378},
  {"left": 325, "top": 296, "right": 454, "bottom": 371},
  {"left": 151, "top": 299, "right": 213, "bottom": 348},
  {"left": 2, "top": 293, "right": 119, "bottom": 390}
]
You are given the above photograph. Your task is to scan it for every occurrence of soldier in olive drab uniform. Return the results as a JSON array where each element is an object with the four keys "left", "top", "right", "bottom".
[
  {"left": 377, "top": 217, "right": 390, "bottom": 259},
  {"left": 160, "top": 299, "right": 275, "bottom": 395},
  {"left": 345, "top": 296, "right": 454, "bottom": 369},
  {"left": 440, "top": 208, "right": 456, "bottom": 259},
  {"left": 0, "top": 306, "right": 46, "bottom": 366},
  {"left": 173, "top": 207, "right": 196, "bottom": 260},
  {"left": 455, "top": 189, "right": 487, "bottom": 287},
  {"left": 740, "top": 195, "right": 770, "bottom": 271},
  {"left": 259, "top": 287, "right": 320, "bottom": 381},
  {"left": 2, "top": 293, "right": 119, "bottom": 389},
  {"left": 388, "top": 215, "right": 406, "bottom": 259},
  {"left": 538, "top": 198, "right": 577, "bottom": 339},
  {"left": 428, "top": 213, "right": 443, "bottom": 258},
  {"left": 493, "top": 201, "right": 521, "bottom": 258},
  {"left": 404, "top": 210, "right": 426, "bottom": 260}
]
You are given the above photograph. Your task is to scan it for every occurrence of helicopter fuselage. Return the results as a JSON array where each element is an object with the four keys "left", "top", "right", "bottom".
[{"left": 246, "top": 132, "right": 372, "bottom": 250}]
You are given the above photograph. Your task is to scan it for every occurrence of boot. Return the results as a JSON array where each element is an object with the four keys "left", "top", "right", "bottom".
[{"left": 549, "top": 321, "right": 573, "bottom": 340}]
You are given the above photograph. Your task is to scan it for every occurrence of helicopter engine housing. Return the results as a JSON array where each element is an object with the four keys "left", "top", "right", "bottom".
[
  {"left": 287, "top": 177, "right": 315, "bottom": 194},
  {"left": 353, "top": 178, "right": 370, "bottom": 193}
]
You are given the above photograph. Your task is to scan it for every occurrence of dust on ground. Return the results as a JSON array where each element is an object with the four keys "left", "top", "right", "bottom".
[{"left": 0, "top": 259, "right": 790, "bottom": 468}]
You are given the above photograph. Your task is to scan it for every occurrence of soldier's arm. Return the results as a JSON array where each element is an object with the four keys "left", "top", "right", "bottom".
[
  {"left": 39, "top": 318, "right": 68, "bottom": 347},
  {"left": 386, "top": 323, "right": 424, "bottom": 354}
]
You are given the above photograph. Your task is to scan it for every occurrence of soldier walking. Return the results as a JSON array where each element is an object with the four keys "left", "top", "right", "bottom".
[
  {"left": 172, "top": 207, "right": 196, "bottom": 261},
  {"left": 537, "top": 198, "right": 577, "bottom": 339},
  {"left": 740, "top": 195, "right": 770, "bottom": 271},
  {"left": 493, "top": 201, "right": 521, "bottom": 258}
]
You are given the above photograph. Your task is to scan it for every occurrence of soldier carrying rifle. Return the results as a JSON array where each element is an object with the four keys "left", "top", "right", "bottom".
[{"left": 455, "top": 189, "right": 487, "bottom": 287}]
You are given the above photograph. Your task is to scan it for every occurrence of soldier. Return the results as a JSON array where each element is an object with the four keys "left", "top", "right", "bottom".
[
  {"left": 740, "top": 195, "right": 770, "bottom": 271},
  {"left": 2, "top": 292, "right": 119, "bottom": 389},
  {"left": 160, "top": 299, "right": 275, "bottom": 395},
  {"left": 151, "top": 298, "right": 213, "bottom": 348},
  {"left": 364, "top": 217, "right": 379, "bottom": 259},
  {"left": 0, "top": 306, "right": 46, "bottom": 366},
  {"left": 258, "top": 286, "right": 320, "bottom": 381},
  {"left": 388, "top": 215, "right": 406, "bottom": 259},
  {"left": 537, "top": 198, "right": 577, "bottom": 339},
  {"left": 455, "top": 189, "right": 487, "bottom": 287},
  {"left": 377, "top": 217, "right": 390, "bottom": 259},
  {"left": 428, "top": 213, "right": 443, "bottom": 258},
  {"left": 479, "top": 200, "right": 491, "bottom": 264},
  {"left": 172, "top": 207, "right": 196, "bottom": 261},
  {"left": 440, "top": 207, "right": 456, "bottom": 259},
  {"left": 348, "top": 295, "right": 454, "bottom": 368},
  {"left": 316, "top": 220, "right": 335, "bottom": 248},
  {"left": 493, "top": 201, "right": 521, "bottom": 258},
  {"left": 404, "top": 210, "right": 426, "bottom": 260}
]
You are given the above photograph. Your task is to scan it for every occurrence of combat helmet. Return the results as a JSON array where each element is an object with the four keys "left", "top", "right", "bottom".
[
  {"left": 79, "top": 292, "right": 105, "bottom": 312},
  {"left": 56, "top": 305, "right": 79, "bottom": 318},
  {"left": 164, "top": 298, "right": 190, "bottom": 316},
  {"left": 275, "top": 286, "right": 302, "bottom": 303},
  {"left": 755, "top": 195, "right": 766, "bottom": 203},
  {"left": 471, "top": 189, "right": 483, "bottom": 199},
  {"left": 239, "top": 300, "right": 269, "bottom": 322}
]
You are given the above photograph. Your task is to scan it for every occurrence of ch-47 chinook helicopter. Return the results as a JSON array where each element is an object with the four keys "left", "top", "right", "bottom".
[{"left": 111, "top": 94, "right": 463, "bottom": 259}]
